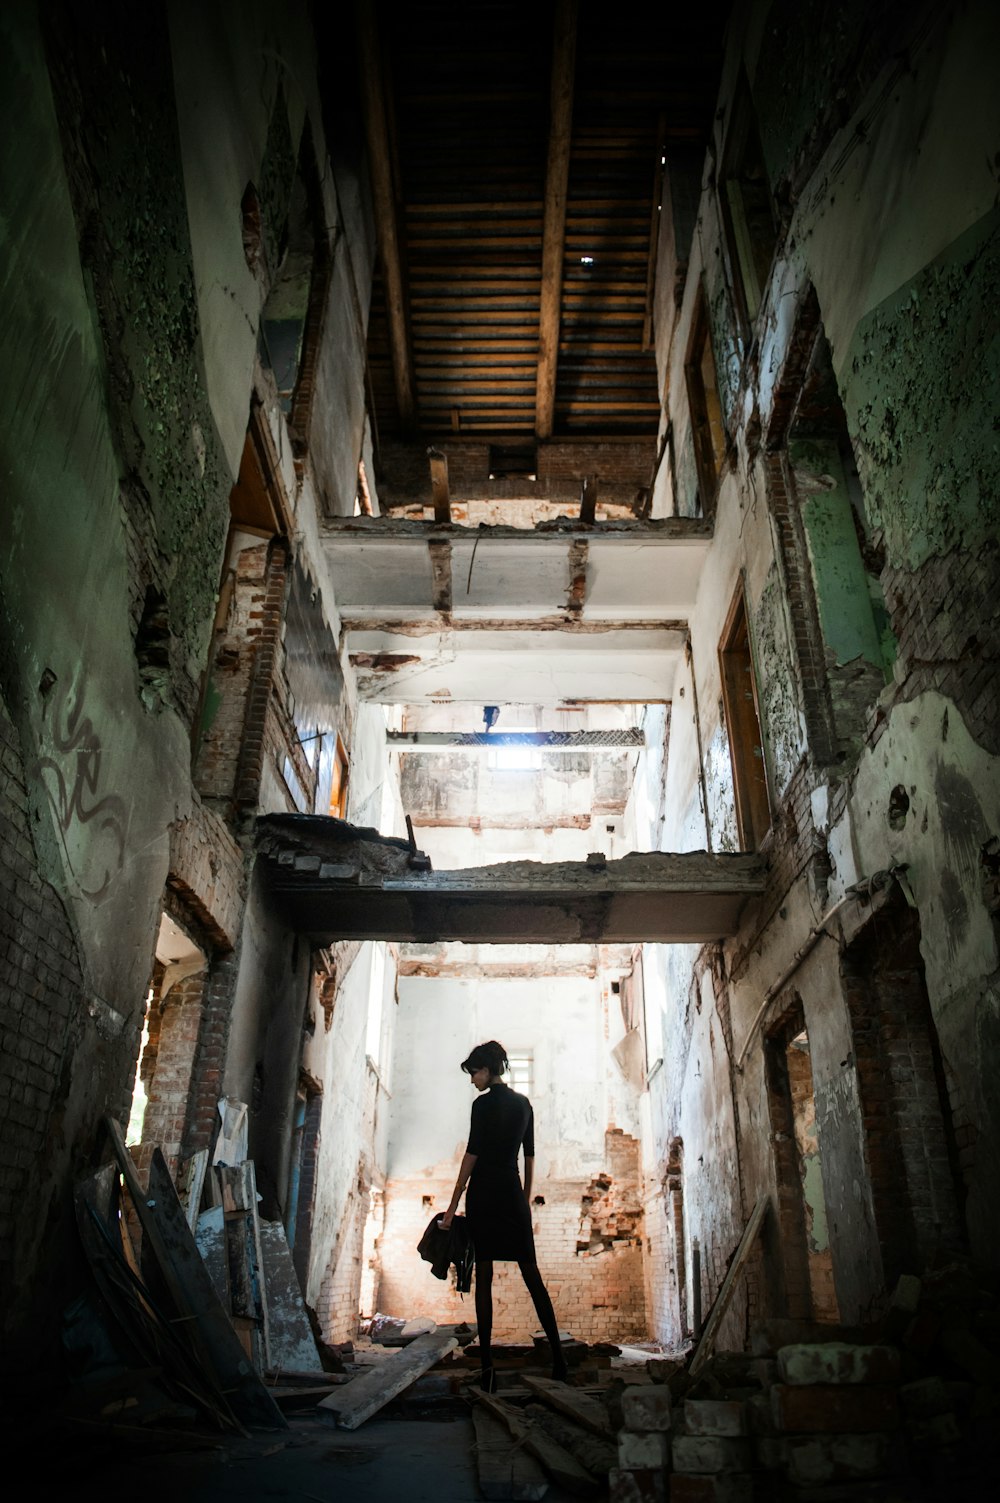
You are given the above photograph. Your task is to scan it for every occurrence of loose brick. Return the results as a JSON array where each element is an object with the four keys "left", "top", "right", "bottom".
[
  {"left": 669, "top": 1475, "right": 752, "bottom": 1502},
  {"left": 619, "top": 1431, "right": 671, "bottom": 1469},
  {"left": 670, "top": 1436, "right": 753, "bottom": 1474},
  {"left": 899, "top": 1376, "right": 951, "bottom": 1418},
  {"left": 682, "top": 1399, "right": 746, "bottom": 1437},
  {"left": 771, "top": 1383, "right": 899, "bottom": 1433},
  {"left": 777, "top": 1343, "right": 901, "bottom": 1387},
  {"left": 609, "top": 1467, "right": 666, "bottom": 1503},
  {"left": 784, "top": 1432, "right": 906, "bottom": 1486},
  {"left": 622, "top": 1386, "right": 672, "bottom": 1432}
]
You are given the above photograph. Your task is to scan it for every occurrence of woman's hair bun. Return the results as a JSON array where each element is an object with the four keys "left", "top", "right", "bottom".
[{"left": 461, "top": 1040, "right": 509, "bottom": 1077}]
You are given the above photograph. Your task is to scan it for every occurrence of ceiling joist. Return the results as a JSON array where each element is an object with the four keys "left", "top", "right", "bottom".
[
  {"left": 355, "top": 0, "right": 416, "bottom": 428},
  {"left": 535, "top": 0, "right": 578, "bottom": 440}
]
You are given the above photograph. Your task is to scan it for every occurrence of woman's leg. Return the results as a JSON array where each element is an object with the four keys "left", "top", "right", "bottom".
[
  {"left": 518, "top": 1258, "right": 567, "bottom": 1380},
  {"left": 474, "top": 1259, "right": 496, "bottom": 1388}
]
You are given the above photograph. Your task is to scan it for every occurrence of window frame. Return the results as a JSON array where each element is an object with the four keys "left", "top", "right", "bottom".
[{"left": 718, "top": 583, "right": 771, "bottom": 851}]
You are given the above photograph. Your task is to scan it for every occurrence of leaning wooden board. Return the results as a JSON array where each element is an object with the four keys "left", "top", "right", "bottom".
[
  {"left": 318, "top": 1326, "right": 462, "bottom": 1428},
  {"left": 689, "top": 1193, "right": 769, "bottom": 1376},
  {"left": 472, "top": 1406, "right": 549, "bottom": 1500},
  {"left": 104, "top": 1119, "right": 286, "bottom": 1430}
]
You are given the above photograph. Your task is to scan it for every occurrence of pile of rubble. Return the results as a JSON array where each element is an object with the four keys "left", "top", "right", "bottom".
[{"left": 611, "top": 1267, "right": 1000, "bottom": 1501}]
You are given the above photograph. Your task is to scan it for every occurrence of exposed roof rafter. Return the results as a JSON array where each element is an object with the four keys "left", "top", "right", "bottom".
[{"left": 535, "top": 0, "right": 578, "bottom": 440}]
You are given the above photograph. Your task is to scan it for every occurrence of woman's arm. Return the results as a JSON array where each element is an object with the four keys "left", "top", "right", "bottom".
[
  {"left": 523, "top": 1155, "right": 534, "bottom": 1203},
  {"left": 440, "top": 1151, "right": 477, "bottom": 1229}
]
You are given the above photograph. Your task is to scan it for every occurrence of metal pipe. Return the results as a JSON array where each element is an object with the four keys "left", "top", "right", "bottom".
[{"left": 734, "top": 865, "right": 902, "bottom": 1072}]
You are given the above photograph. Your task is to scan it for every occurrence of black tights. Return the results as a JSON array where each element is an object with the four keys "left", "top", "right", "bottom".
[{"left": 475, "top": 1258, "right": 567, "bottom": 1378}]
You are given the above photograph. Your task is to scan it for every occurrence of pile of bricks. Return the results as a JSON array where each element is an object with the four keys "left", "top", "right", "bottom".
[{"left": 609, "top": 1265, "right": 1000, "bottom": 1500}]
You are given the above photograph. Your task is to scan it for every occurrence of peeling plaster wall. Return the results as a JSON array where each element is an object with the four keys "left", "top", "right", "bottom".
[
  {"left": 300, "top": 941, "right": 397, "bottom": 1342},
  {"left": 0, "top": 3, "right": 220, "bottom": 1361},
  {"left": 639, "top": 0, "right": 1000, "bottom": 1346}
]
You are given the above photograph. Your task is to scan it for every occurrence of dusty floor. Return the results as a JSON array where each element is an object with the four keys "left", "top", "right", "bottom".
[{"left": 38, "top": 1411, "right": 585, "bottom": 1503}]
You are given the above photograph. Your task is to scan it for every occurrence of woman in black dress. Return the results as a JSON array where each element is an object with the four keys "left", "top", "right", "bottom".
[{"left": 440, "top": 1040, "right": 565, "bottom": 1391}]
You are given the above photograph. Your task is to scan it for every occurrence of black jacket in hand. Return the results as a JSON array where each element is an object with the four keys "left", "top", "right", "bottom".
[{"left": 417, "top": 1213, "right": 474, "bottom": 1294}]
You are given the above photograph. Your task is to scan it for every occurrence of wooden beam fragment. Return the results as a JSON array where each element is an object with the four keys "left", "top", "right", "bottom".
[
  {"left": 521, "top": 1374, "right": 612, "bottom": 1436},
  {"left": 472, "top": 1407, "right": 549, "bottom": 1500},
  {"left": 525, "top": 1404, "right": 616, "bottom": 1479},
  {"left": 428, "top": 447, "right": 451, "bottom": 523},
  {"left": 535, "top": 0, "right": 578, "bottom": 440},
  {"left": 354, "top": 1, "right": 416, "bottom": 427},
  {"left": 579, "top": 474, "right": 598, "bottom": 525},
  {"left": 318, "top": 1326, "right": 461, "bottom": 1428},
  {"left": 472, "top": 1390, "right": 599, "bottom": 1497},
  {"left": 688, "top": 1195, "right": 769, "bottom": 1376}
]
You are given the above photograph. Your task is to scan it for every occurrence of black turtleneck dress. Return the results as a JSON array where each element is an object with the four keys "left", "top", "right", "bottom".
[{"left": 465, "top": 1080, "right": 536, "bottom": 1261}]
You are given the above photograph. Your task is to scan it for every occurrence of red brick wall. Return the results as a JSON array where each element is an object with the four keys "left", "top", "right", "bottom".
[
  {"left": 841, "top": 901, "right": 966, "bottom": 1286},
  {"left": 377, "top": 1129, "right": 647, "bottom": 1344},
  {"left": 0, "top": 692, "right": 86, "bottom": 1330}
]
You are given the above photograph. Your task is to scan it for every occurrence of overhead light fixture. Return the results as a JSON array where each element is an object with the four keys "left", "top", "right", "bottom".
[{"left": 580, "top": 255, "right": 594, "bottom": 265}]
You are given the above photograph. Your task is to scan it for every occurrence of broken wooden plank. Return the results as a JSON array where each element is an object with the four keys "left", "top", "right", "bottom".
[
  {"left": 689, "top": 1194, "right": 769, "bottom": 1377},
  {"left": 428, "top": 447, "right": 451, "bottom": 523},
  {"left": 74, "top": 1165, "right": 240, "bottom": 1432},
  {"left": 217, "top": 1161, "right": 271, "bottom": 1373},
  {"left": 472, "top": 1390, "right": 599, "bottom": 1498},
  {"left": 525, "top": 1403, "right": 616, "bottom": 1478},
  {"left": 521, "top": 1374, "right": 612, "bottom": 1436},
  {"left": 259, "top": 1219, "right": 323, "bottom": 1374},
  {"left": 472, "top": 1406, "right": 549, "bottom": 1500},
  {"left": 579, "top": 475, "right": 598, "bottom": 525},
  {"left": 179, "top": 1149, "right": 208, "bottom": 1232},
  {"left": 103, "top": 1121, "right": 286, "bottom": 1431},
  {"left": 318, "top": 1326, "right": 461, "bottom": 1429}
]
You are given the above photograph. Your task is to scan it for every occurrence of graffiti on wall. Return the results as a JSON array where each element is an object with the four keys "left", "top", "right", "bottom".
[{"left": 36, "top": 675, "right": 127, "bottom": 900}]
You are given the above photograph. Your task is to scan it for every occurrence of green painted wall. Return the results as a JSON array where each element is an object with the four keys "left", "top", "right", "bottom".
[
  {"left": 790, "top": 438, "right": 884, "bottom": 670},
  {"left": 843, "top": 210, "right": 1000, "bottom": 573}
]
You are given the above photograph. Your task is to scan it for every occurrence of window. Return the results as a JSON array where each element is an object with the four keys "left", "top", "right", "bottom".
[
  {"left": 719, "top": 586, "right": 771, "bottom": 850},
  {"left": 507, "top": 1050, "right": 533, "bottom": 1097},
  {"left": 328, "top": 735, "right": 350, "bottom": 818},
  {"left": 487, "top": 733, "right": 540, "bottom": 772},
  {"left": 720, "top": 76, "right": 778, "bottom": 332},
  {"left": 685, "top": 288, "right": 727, "bottom": 515}
]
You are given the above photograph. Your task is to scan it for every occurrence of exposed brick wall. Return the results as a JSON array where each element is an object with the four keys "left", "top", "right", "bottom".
[
  {"left": 136, "top": 968, "right": 207, "bottom": 1177},
  {"left": 168, "top": 799, "right": 246, "bottom": 951},
  {"left": 182, "top": 946, "right": 244, "bottom": 1159},
  {"left": 377, "top": 1130, "right": 647, "bottom": 1344},
  {"left": 841, "top": 901, "right": 966, "bottom": 1288},
  {"left": 0, "top": 692, "right": 86, "bottom": 1311},
  {"left": 235, "top": 540, "right": 289, "bottom": 809},
  {"left": 762, "top": 452, "right": 838, "bottom": 766},
  {"left": 878, "top": 541, "right": 1000, "bottom": 757}
]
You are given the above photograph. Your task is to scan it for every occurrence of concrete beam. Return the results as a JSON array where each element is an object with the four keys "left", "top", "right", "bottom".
[
  {"left": 386, "top": 729, "right": 645, "bottom": 749},
  {"left": 257, "top": 815, "right": 765, "bottom": 945}
]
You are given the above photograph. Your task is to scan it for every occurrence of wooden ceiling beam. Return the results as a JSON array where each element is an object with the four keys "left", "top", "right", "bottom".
[
  {"left": 355, "top": 0, "right": 417, "bottom": 429},
  {"left": 535, "top": 0, "right": 578, "bottom": 441}
]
